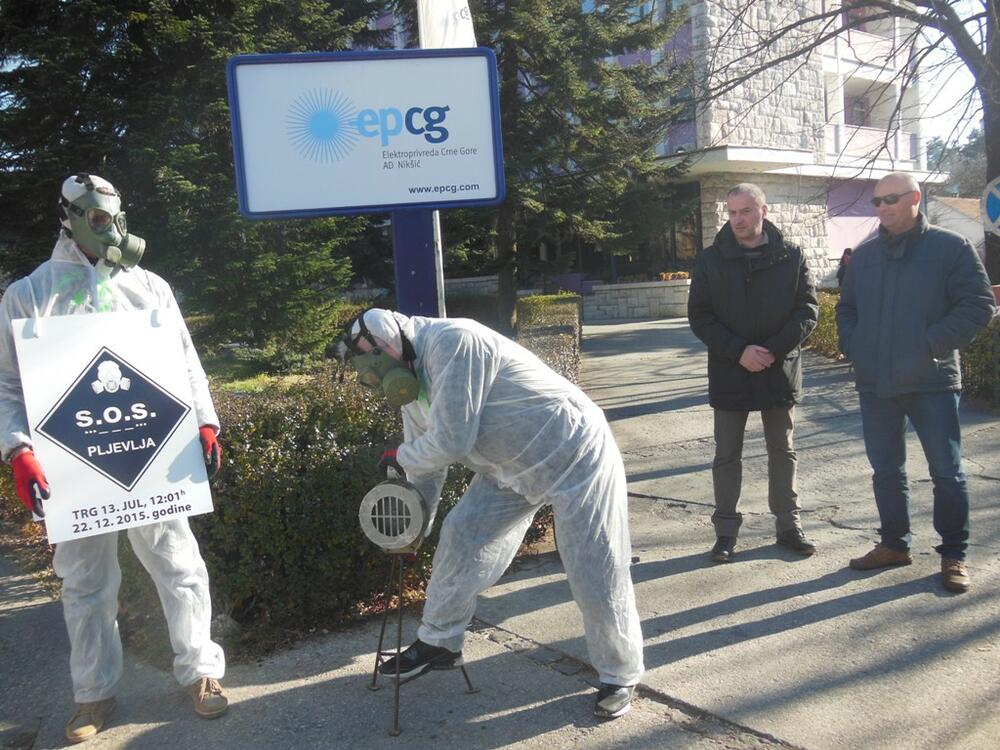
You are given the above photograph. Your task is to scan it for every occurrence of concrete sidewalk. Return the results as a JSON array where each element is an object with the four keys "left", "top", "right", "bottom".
[
  {"left": 2, "top": 317, "right": 998, "bottom": 749},
  {"left": 479, "top": 318, "right": 1000, "bottom": 749},
  {"left": 0, "top": 551, "right": 783, "bottom": 750}
]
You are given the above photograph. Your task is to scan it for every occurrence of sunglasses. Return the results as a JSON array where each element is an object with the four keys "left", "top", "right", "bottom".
[{"left": 871, "top": 190, "right": 915, "bottom": 207}]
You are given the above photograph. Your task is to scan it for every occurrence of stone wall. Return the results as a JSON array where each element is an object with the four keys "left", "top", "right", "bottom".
[
  {"left": 444, "top": 276, "right": 691, "bottom": 322},
  {"left": 583, "top": 279, "right": 690, "bottom": 321},
  {"left": 443, "top": 275, "right": 499, "bottom": 295},
  {"left": 690, "top": 1, "right": 827, "bottom": 156},
  {"left": 698, "top": 173, "right": 838, "bottom": 285}
]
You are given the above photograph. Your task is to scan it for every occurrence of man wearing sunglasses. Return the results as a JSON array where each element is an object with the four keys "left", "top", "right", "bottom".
[
  {"left": 836, "top": 172, "right": 996, "bottom": 592},
  {"left": 0, "top": 174, "right": 229, "bottom": 742}
]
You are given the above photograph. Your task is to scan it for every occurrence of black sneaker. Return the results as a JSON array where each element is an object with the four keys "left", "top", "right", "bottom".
[
  {"left": 594, "top": 683, "right": 634, "bottom": 719},
  {"left": 776, "top": 528, "right": 816, "bottom": 556},
  {"left": 710, "top": 536, "right": 736, "bottom": 563},
  {"left": 379, "top": 639, "right": 463, "bottom": 682}
]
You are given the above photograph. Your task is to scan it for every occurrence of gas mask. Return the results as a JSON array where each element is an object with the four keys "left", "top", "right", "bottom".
[
  {"left": 351, "top": 348, "right": 420, "bottom": 408},
  {"left": 59, "top": 174, "right": 146, "bottom": 269},
  {"left": 338, "top": 310, "right": 420, "bottom": 408}
]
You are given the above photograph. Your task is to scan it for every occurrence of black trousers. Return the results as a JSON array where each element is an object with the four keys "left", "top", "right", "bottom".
[{"left": 711, "top": 406, "right": 801, "bottom": 537}]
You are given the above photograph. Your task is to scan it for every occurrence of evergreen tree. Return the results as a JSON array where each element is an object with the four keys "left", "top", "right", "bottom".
[
  {"left": 0, "top": 0, "right": 388, "bottom": 345},
  {"left": 473, "top": 0, "right": 690, "bottom": 327},
  {"left": 927, "top": 127, "right": 986, "bottom": 198}
]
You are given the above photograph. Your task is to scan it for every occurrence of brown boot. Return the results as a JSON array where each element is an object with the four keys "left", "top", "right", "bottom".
[
  {"left": 941, "top": 558, "right": 970, "bottom": 593},
  {"left": 849, "top": 543, "right": 912, "bottom": 570},
  {"left": 65, "top": 697, "right": 115, "bottom": 744},
  {"left": 187, "top": 677, "right": 229, "bottom": 718}
]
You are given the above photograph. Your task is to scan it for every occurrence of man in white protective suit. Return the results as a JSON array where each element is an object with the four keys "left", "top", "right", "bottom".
[
  {"left": 339, "top": 308, "right": 644, "bottom": 720},
  {"left": 0, "top": 174, "right": 228, "bottom": 743}
]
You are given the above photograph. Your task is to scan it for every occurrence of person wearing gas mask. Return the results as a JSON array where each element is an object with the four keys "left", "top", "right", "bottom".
[
  {"left": 337, "top": 309, "right": 644, "bottom": 720},
  {"left": 0, "top": 174, "right": 228, "bottom": 743}
]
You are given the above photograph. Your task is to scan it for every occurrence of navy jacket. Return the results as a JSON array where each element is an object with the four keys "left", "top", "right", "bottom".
[
  {"left": 835, "top": 214, "right": 996, "bottom": 397},
  {"left": 688, "top": 219, "right": 818, "bottom": 411}
]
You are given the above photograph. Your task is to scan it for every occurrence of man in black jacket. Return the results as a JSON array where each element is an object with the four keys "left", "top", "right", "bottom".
[
  {"left": 836, "top": 172, "right": 995, "bottom": 593},
  {"left": 688, "top": 183, "right": 819, "bottom": 563}
]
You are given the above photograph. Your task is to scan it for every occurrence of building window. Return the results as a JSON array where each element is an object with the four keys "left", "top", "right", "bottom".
[
  {"left": 845, "top": 95, "right": 871, "bottom": 127},
  {"left": 629, "top": 2, "right": 654, "bottom": 21},
  {"left": 845, "top": 5, "right": 873, "bottom": 32},
  {"left": 670, "top": 83, "right": 695, "bottom": 122},
  {"left": 843, "top": 4, "right": 894, "bottom": 36}
]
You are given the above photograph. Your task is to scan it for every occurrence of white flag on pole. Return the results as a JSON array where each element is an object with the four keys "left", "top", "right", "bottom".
[
  {"left": 415, "top": 0, "right": 478, "bottom": 320},
  {"left": 417, "top": 0, "right": 477, "bottom": 49}
]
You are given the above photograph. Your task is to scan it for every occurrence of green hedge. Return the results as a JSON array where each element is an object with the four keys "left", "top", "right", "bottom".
[
  {"left": 0, "top": 301, "right": 581, "bottom": 641},
  {"left": 961, "top": 316, "right": 1000, "bottom": 403},
  {"left": 515, "top": 293, "right": 582, "bottom": 383},
  {"left": 807, "top": 290, "right": 841, "bottom": 358},
  {"left": 516, "top": 292, "right": 581, "bottom": 329}
]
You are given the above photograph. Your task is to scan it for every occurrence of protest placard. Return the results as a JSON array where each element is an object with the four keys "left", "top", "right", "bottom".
[{"left": 12, "top": 310, "right": 212, "bottom": 543}]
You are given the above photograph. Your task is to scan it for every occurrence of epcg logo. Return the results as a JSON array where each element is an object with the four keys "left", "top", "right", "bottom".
[{"left": 287, "top": 88, "right": 450, "bottom": 163}]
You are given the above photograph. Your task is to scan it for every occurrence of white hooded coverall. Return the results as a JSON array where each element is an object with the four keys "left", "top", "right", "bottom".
[
  {"left": 392, "top": 313, "right": 644, "bottom": 687},
  {"left": 0, "top": 235, "right": 225, "bottom": 702}
]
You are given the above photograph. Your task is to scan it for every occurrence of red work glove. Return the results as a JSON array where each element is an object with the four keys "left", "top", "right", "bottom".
[
  {"left": 11, "top": 450, "right": 50, "bottom": 518},
  {"left": 377, "top": 446, "right": 404, "bottom": 479},
  {"left": 199, "top": 425, "right": 222, "bottom": 479}
]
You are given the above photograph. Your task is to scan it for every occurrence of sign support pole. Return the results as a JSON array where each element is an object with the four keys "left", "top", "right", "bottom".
[{"left": 391, "top": 209, "right": 446, "bottom": 317}]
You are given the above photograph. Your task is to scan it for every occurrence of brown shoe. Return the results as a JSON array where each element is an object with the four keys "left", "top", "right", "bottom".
[
  {"left": 187, "top": 677, "right": 229, "bottom": 718},
  {"left": 65, "top": 697, "right": 115, "bottom": 743},
  {"left": 849, "top": 543, "right": 912, "bottom": 570},
  {"left": 941, "top": 558, "right": 970, "bottom": 593}
]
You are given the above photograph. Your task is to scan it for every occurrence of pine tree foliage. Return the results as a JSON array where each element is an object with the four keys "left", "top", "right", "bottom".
[
  {"left": 928, "top": 127, "right": 986, "bottom": 198},
  {"left": 0, "top": 0, "right": 387, "bottom": 344},
  {"left": 469, "top": 0, "right": 692, "bottom": 325}
]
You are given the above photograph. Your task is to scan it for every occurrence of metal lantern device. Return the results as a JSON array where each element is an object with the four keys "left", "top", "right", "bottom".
[
  {"left": 362, "top": 474, "right": 477, "bottom": 737},
  {"left": 359, "top": 478, "right": 430, "bottom": 553}
]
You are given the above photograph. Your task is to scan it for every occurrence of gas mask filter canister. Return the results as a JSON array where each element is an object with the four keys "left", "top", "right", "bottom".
[{"left": 351, "top": 348, "right": 420, "bottom": 408}]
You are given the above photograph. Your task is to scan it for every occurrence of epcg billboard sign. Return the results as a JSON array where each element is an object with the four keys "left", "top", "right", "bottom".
[{"left": 227, "top": 48, "right": 505, "bottom": 218}]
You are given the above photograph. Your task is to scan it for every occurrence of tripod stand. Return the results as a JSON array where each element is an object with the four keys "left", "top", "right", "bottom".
[{"left": 368, "top": 552, "right": 478, "bottom": 736}]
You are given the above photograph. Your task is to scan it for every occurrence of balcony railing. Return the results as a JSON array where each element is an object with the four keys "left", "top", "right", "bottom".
[
  {"left": 824, "top": 28, "right": 897, "bottom": 71},
  {"left": 826, "top": 124, "right": 919, "bottom": 166},
  {"left": 846, "top": 29, "right": 896, "bottom": 67}
]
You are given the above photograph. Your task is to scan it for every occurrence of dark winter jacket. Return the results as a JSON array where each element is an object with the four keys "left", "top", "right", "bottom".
[
  {"left": 688, "top": 219, "right": 818, "bottom": 411},
  {"left": 835, "top": 213, "right": 996, "bottom": 397}
]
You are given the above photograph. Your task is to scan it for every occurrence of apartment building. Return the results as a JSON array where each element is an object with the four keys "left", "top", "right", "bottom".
[{"left": 658, "top": 0, "right": 939, "bottom": 283}]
